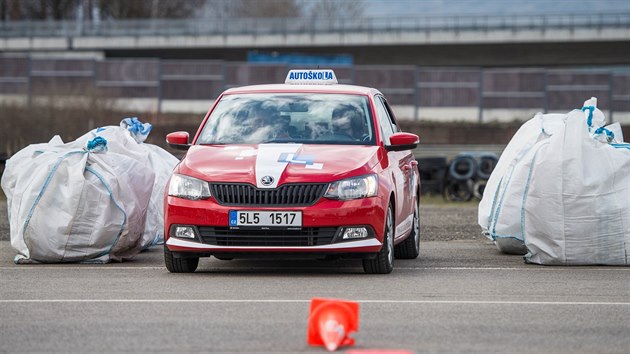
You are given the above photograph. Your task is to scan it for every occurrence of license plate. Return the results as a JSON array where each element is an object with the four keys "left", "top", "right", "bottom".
[{"left": 229, "top": 210, "right": 302, "bottom": 228}]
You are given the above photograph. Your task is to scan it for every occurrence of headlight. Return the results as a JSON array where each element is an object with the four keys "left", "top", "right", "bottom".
[
  {"left": 324, "top": 174, "right": 378, "bottom": 200},
  {"left": 168, "top": 174, "right": 211, "bottom": 200}
]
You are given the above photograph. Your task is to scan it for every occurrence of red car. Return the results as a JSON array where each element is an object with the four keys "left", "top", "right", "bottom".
[{"left": 164, "top": 70, "right": 420, "bottom": 274}]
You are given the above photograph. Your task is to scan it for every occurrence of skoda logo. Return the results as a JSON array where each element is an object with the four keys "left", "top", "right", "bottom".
[{"left": 261, "top": 175, "right": 274, "bottom": 186}]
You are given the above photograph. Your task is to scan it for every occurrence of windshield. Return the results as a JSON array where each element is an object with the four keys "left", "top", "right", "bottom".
[{"left": 196, "top": 93, "right": 375, "bottom": 145}]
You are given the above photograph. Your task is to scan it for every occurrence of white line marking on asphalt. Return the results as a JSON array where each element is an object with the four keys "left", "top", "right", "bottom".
[
  {"left": 0, "top": 267, "right": 166, "bottom": 270},
  {"left": 397, "top": 267, "right": 630, "bottom": 271},
  {"left": 1, "top": 266, "right": 628, "bottom": 271},
  {"left": 0, "top": 299, "right": 628, "bottom": 306}
]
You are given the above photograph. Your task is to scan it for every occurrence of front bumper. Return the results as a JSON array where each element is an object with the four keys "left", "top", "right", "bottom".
[
  {"left": 164, "top": 195, "right": 387, "bottom": 254},
  {"left": 166, "top": 236, "right": 382, "bottom": 252}
]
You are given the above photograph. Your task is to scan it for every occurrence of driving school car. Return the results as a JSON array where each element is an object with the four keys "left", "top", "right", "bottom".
[{"left": 164, "top": 69, "right": 420, "bottom": 274}]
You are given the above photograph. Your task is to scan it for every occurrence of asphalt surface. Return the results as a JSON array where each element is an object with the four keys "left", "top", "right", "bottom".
[{"left": 1, "top": 201, "right": 629, "bottom": 353}]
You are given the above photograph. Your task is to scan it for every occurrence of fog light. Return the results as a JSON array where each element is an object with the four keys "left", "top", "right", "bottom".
[
  {"left": 174, "top": 226, "right": 196, "bottom": 239},
  {"left": 342, "top": 227, "right": 368, "bottom": 240}
]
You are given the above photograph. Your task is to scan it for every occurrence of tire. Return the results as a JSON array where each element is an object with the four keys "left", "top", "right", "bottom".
[
  {"left": 416, "top": 157, "right": 447, "bottom": 180},
  {"left": 394, "top": 197, "right": 420, "bottom": 259},
  {"left": 448, "top": 155, "right": 476, "bottom": 181},
  {"left": 477, "top": 154, "right": 498, "bottom": 180},
  {"left": 443, "top": 180, "right": 473, "bottom": 202},
  {"left": 363, "top": 204, "right": 394, "bottom": 274},
  {"left": 164, "top": 245, "right": 199, "bottom": 273},
  {"left": 473, "top": 180, "right": 487, "bottom": 200}
]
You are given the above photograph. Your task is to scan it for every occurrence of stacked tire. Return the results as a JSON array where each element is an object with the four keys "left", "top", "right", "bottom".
[
  {"left": 416, "top": 157, "right": 448, "bottom": 195},
  {"left": 443, "top": 152, "right": 498, "bottom": 202}
]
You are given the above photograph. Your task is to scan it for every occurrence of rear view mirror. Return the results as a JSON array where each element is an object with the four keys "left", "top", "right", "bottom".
[
  {"left": 166, "top": 131, "right": 190, "bottom": 150},
  {"left": 385, "top": 132, "right": 420, "bottom": 151}
]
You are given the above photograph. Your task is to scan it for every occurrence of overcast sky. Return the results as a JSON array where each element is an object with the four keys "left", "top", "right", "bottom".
[{"left": 365, "top": 0, "right": 630, "bottom": 16}]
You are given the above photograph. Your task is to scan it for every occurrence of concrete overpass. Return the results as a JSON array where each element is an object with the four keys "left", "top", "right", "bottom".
[{"left": 1, "top": 12, "right": 629, "bottom": 66}]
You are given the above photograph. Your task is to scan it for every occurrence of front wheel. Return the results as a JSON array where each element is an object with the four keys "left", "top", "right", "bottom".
[
  {"left": 363, "top": 204, "right": 394, "bottom": 274},
  {"left": 394, "top": 197, "right": 420, "bottom": 259},
  {"left": 164, "top": 245, "right": 199, "bottom": 273}
]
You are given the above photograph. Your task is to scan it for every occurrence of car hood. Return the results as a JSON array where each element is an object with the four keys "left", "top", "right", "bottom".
[{"left": 178, "top": 144, "right": 383, "bottom": 187}]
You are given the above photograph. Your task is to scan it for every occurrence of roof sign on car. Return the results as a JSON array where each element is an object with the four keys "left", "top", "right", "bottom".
[{"left": 285, "top": 69, "right": 338, "bottom": 85}]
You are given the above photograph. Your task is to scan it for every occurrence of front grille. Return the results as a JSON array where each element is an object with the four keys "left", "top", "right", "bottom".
[
  {"left": 198, "top": 227, "right": 338, "bottom": 247},
  {"left": 210, "top": 183, "right": 327, "bottom": 206}
]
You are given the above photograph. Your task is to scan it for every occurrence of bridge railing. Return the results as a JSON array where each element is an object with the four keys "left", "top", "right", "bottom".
[{"left": 1, "top": 12, "right": 629, "bottom": 38}]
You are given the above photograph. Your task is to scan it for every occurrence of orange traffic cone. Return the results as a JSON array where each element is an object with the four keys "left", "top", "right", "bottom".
[{"left": 307, "top": 298, "right": 359, "bottom": 352}]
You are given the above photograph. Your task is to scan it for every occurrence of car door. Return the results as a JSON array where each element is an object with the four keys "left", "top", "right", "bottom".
[{"left": 374, "top": 95, "right": 415, "bottom": 239}]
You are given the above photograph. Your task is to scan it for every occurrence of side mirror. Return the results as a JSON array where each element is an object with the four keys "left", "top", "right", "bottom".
[
  {"left": 385, "top": 132, "right": 419, "bottom": 152},
  {"left": 166, "top": 131, "right": 191, "bottom": 151}
]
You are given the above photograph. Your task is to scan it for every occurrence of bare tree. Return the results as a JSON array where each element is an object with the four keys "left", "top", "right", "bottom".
[
  {"left": 98, "top": 0, "right": 208, "bottom": 19},
  {"left": 203, "top": 0, "right": 301, "bottom": 18},
  {"left": 199, "top": 0, "right": 232, "bottom": 18},
  {"left": 237, "top": 0, "right": 301, "bottom": 17},
  {"left": 0, "top": 0, "right": 6, "bottom": 21},
  {"left": 201, "top": 0, "right": 363, "bottom": 19},
  {"left": 303, "top": 0, "right": 365, "bottom": 19},
  {"left": 0, "top": 0, "right": 365, "bottom": 21},
  {"left": 1, "top": 0, "right": 78, "bottom": 20}
]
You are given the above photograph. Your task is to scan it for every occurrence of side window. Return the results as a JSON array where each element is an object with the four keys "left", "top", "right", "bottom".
[
  {"left": 381, "top": 97, "right": 400, "bottom": 133},
  {"left": 374, "top": 95, "right": 396, "bottom": 145}
]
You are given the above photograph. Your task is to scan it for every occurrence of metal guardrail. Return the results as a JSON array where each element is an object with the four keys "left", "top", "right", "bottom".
[{"left": 1, "top": 12, "right": 629, "bottom": 38}]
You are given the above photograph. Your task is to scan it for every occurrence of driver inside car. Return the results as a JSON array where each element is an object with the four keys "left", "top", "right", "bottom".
[
  {"left": 331, "top": 104, "right": 368, "bottom": 141},
  {"left": 235, "top": 103, "right": 282, "bottom": 142}
]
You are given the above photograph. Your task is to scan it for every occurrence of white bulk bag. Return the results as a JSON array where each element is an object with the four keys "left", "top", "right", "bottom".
[
  {"left": 138, "top": 143, "right": 180, "bottom": 247},
  {"left": 480, "top": 97, "right": 630, "bottom": 264},
  {"left": 478, "top": 112, "right": 566, "bottom": 254},
  {"left": 1, "top": 136, "right": 154, "bottom": 263},
  {"left": 523, "top": 104, "right": 630, "bottom": 265},
  {"left": 76, "top": 118, "right": 179, "bottom": 248}
]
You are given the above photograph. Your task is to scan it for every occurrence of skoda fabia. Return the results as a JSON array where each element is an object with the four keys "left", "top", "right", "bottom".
[{"left": 164, "top": 70, "right": 420, "bottom": 274}]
